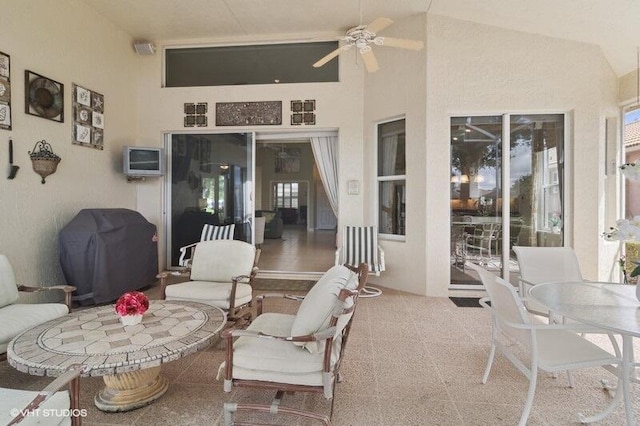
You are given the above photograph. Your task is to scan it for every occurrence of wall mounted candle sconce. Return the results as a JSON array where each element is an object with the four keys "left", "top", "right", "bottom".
[{"left": 29, "top": 140, "right": 60, "bottom": 184}]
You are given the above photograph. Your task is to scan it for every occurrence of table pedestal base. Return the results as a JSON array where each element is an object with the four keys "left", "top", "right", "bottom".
[{"left": 94, "top": 366, "right": 169, "bottom": 412}]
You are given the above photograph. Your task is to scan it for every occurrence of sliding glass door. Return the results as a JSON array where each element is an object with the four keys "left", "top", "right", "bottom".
[
  {"left": 450, "top": 114, "right": 565, "bottom": 287},
  {"left": 166, "top": 132, "right": 254, "bottom": 267}
]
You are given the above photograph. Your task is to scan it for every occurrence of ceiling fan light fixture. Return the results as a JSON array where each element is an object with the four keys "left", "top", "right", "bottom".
[{"left": 313, "top": 16, "right": 423, "bottom": 73}]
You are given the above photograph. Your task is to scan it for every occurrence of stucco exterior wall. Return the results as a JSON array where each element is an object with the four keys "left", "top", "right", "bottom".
[
  {"left": 1, "top": 4, "right": 624, "bottom": 298},
  {"left": 362, "top": 14, "right": 428, "bottom": 295},
  {"left": 0, "top": 0, "right": 137, "bottom": 297},
  {"left": 133, "top": 38, "right": 365, "bottom": 268},
  {"left": 619, "top": 70, "right": 639, "bottom": 105},
  {"left": 426, "top": 15, "right": 619, "bottom": 291}
]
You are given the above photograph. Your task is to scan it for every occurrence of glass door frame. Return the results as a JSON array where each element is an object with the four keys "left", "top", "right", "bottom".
[
  {"left": 449, "top": 112, "right": 571, "bottom": 290},
  {"left": 163, "top": 130, "right": 257, "bottom": 270}
]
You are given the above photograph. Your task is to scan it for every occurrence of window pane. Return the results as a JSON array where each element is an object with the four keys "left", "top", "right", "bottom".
[
  {"left": 378, "top": 181, "right": 406, "bottom": 235},
  {"left": 510, "top": 114, "right": 564, "bottom": 245},
  {"left": 378, "top": 119, "right": 406, "bottom": 176},
  {"left": 450, "top": 115, "right": 503, "bottom": 285},
  {"left": 166, "top": 42, "right": 339, "bottom": 87},
  {"left": 170, "top": 132, "right": 253, "bottom": 266}
]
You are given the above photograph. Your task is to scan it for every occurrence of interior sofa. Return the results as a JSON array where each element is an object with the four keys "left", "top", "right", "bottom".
[
  {"left": 255, "top": 210, "right": 283, "bottom": 239},
  {"left": 277, "top": 208, "right": 298, "bottom": 225}
]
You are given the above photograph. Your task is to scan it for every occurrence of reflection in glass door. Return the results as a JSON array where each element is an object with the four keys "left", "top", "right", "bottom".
[
  {"left": 166, "top": 133, "right": 254, "bottom": 267},
  {"left": 450, "top": 114, "right": 565, "bottom": 287}
]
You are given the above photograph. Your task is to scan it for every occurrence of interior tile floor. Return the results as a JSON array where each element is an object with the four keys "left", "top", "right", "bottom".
[
  {"left": 2, "top": 282, "right": 640, "bottom": 425},
  {"left": 259, "top": 225, "right": 336, "bottom": 273}
]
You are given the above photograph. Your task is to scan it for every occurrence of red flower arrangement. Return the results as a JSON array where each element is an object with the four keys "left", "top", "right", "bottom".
[{"left": 115, "top": 291, "right": 149, "bottom": 317}]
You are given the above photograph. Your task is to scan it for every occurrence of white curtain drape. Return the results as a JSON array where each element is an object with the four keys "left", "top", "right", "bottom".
[
  {"left": 310, "top": 136, "right": 339, "bottom": 216},
  {"left": 380, "top": 135, "right": 398, "bottom": 233}
]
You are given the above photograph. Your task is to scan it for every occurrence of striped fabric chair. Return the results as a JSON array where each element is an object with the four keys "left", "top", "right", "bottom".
[
  {"left": 335, "top": 225, "right": 385, "bottom": 296},
  {"left": 179, "top": 224, "right": 236, "bottom": 267}
]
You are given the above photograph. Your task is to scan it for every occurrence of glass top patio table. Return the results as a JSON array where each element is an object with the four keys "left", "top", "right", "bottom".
[{"left": 530, "top": 281, "right": 639, "bottom": 425}]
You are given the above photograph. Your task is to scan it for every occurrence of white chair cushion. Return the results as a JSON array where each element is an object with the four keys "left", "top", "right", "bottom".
[
  {"left": 0, "top": 387, "right": 70, "bottom": 426},
  {"left": 290, "top": 265, "right": 357, "bottom": 351},
  {"left": 0, "top": 303, "right": 69, "bottom": 354},
  {"left": 190, "top": 240, "right": 255, "bottom": 283},
  {"left": 0, "top": 255, "right": 19, "bottom": 308},
  {"left": 231, "top": 313, "right": 326, "bottom": 386},
  {"left": 165, "top": 281, "right": 252, "bottom": 309}
]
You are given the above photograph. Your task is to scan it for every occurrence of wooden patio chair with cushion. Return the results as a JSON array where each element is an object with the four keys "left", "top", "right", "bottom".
[
  {"left": 178, "top": 223, "right": 236, "bottom": 267},
  {"left": 159, "top": 239, "right": 260, "bottom": 323},
  {"left": 220, "top": 263, "right": 367, "bottom": 426},
  {"left": 1, "top": 364, "right": 84, "bottom": 426},
  {"left": 476, "top": 266, "right": 620, "bottom": 426},
  {"left": 0, "top": 255, "right": 75, "bottom": 360}
]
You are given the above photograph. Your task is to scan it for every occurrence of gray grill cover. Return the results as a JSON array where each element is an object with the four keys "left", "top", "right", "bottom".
[{"left": 59, "top": 209, "right": 158, "bottom": 304}]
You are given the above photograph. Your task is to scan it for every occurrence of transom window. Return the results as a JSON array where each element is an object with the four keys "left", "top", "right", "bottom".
[{"left": 165, "top": 42, "right": 339, "bottom": 87}]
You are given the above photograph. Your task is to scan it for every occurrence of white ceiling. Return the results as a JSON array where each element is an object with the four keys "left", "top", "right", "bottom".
[{"left": 82, "top": 0, "right": 640, "bottom": 76}]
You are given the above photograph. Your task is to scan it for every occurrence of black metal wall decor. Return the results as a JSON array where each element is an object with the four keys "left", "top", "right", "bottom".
[
  {"left": 0, "top": 51, "right": 11, "bottom": 130},
  {"left": 25, "top": 70, "right": 64, "bottom": 123},
  {"left": 184, "top": 102, "right": 207, "bottom": 127},
  {"left": 72, "top": 83, "right": 105, "bottom": 150},
  {"left": 291, "top": 99, "right": 316, "bottom": 125}
]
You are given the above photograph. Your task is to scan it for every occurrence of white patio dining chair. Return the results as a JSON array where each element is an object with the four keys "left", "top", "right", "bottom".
[
  {"left": 513, "top": 246, "right": 584, "bottom": 317},
  {"left": 178, "top": 223, "right": 236, "bottom": 267},
  {"left": 476, "top": 266, "right": 620, "bottom": 426},
  {"left": 335, "top": 225, "right": 385, "bottom": 297}
]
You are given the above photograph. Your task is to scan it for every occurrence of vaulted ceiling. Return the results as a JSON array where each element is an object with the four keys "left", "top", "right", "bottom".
[{"left": 82, "top": 0, "right": 640, "bottom": 76}]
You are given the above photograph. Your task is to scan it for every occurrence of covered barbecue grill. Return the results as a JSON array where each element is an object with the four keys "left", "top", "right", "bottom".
[{"left": 59, "top": 209, "right": 158, "bottom": 304}]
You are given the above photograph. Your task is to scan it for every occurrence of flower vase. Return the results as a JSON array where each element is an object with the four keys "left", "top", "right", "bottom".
[
  {"left": 636, "top": 283, "right": 640, "bottom": 302},
  {"left": 120, "top": 314, "right": 143, "bottom": 326}
]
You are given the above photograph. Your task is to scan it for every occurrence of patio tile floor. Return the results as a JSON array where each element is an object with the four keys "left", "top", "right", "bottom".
[{"left": 2, "top": 285, "right": 640, "bottom": 425}]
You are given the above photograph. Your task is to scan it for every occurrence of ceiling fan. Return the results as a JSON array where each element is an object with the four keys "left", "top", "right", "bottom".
[
  {"left": 313, "top": 17, "right": 424, "bottom": 73},
  {"left": 260, "top": 143, "right": 297, "bottom": 158}
]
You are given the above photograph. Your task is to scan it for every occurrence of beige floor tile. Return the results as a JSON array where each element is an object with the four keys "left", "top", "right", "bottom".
[
  {"left": 455, "top": 402, "right": 546, "bottom": 426},
  {"left": 2, "top": 257, "right": 635, "bottom": 426},
  {"left": 379, "top": 397, "right": 464, "bottom": 426}
]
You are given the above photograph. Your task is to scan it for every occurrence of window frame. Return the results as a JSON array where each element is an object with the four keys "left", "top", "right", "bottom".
[
  {"left": 376, "top": 116, "right": 407, "bottom": 242},
  {"left": 273, "top": 181, "right": 300, "bottom": 209}
]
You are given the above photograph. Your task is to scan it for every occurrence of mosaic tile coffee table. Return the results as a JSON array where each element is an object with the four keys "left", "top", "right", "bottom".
[{"left": 7, "top": 300, "right": 226, "bottom": 412}]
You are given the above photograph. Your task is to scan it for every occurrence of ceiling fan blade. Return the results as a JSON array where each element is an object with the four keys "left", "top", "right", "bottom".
[
  {"left": 366, "top": 17, "right": 393, "bottom": 34},
  {"left": 313, "top": 45, "right": 351, "bottom": 68},
  {"left": 377, "top": 36, "right": 424, "bottom": 51},
  {"left": 360, "top": 47, "right": 379, "bottom": 73}
]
